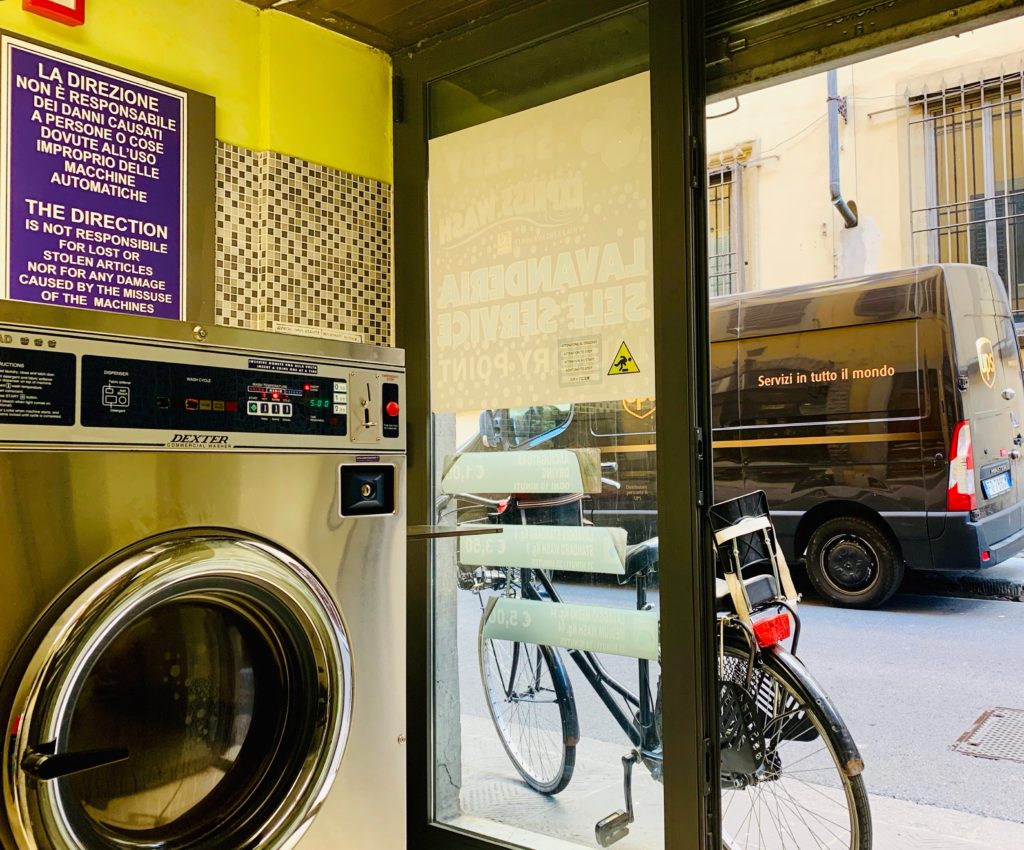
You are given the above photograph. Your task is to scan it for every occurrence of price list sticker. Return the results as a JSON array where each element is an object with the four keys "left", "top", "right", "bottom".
[{"left": 0, "top": 36, "right": 187, "bottom": 319}]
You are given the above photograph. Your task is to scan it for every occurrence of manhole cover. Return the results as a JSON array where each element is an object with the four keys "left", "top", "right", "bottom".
[{"left": 953, "top": 707, "right": 1024, "bottom": 763}]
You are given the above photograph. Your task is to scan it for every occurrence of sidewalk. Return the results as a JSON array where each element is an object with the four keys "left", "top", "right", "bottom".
[{"left": 453, "top": 715, "right": 1024, "bottom": 850}]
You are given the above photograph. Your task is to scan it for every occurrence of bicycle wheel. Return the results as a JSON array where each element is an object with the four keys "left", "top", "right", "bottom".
[
  {"left": 479, "top": 634, "right": 578, "bottom": 794},
  {"left": 719, "top": 639, "right": 872, "bottom": 850}
]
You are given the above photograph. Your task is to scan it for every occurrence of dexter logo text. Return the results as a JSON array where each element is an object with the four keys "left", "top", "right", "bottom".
[{"left": 168, "top": 434, "right": 230, "bottom": 447}]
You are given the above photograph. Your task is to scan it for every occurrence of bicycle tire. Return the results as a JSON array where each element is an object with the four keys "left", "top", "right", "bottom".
[
  {"left": 479, "top": 633, "right": 579, "bottom": 795},
  {"left": 719, "top": 636, "right": 872, "bottom": 850}
]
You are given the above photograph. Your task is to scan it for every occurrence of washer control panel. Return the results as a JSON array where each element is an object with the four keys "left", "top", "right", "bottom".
[
  {"left": 0, "top": 323, "right": 404, "bottom": 450},
  {"left": 80, "top": 355, "right": 356, "bottom": 437}
]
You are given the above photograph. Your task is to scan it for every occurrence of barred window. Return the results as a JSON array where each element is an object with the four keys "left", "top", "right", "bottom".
[
  {"left": 708, "top": 165, "right": 743, "bottom": 296},
  {"left": 910, "top": 75, "right": 1024, "bottom": 314}
]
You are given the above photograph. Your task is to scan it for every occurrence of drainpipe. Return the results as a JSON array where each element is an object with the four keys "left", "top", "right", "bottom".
[{"left": 827, "top": 69, "right": 858, "bottom": 228}]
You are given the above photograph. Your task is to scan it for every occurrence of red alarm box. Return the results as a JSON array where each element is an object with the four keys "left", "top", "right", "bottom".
[{"left": 23, "top": 0, "right": 86, "bottom": 27}]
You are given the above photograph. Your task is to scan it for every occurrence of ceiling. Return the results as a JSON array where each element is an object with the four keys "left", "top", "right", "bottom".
[
  {"left": 242, "top": 0, "right": 547, "bottom": 53},
  {"left": 245, "top": 0, "right": 1023, "bottom": 77}
]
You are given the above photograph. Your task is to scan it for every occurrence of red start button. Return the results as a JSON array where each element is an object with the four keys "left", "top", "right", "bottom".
[{"left": 386, "top": 401, "right": 400, "bottom": 417}]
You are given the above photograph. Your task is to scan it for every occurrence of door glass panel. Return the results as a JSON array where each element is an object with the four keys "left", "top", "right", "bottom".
[
  {"left": 708, "top": 15, "right": 1024, "bottom": 849},
  {"left": 8, "top": 539, "right": 350, "bottom": 850},
  {"left": 427, "top": 10, "right": 666, "bottom": 848},
  {"left": 66, "top": 602, "right": 283, "bottom": 838}
]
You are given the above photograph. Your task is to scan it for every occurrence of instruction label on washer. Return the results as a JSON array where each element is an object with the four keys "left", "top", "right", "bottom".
[
  {"left": 0, "top": 347, "right": 76, "bottom": 425},
  {"left": 248, "top": 358, "right": 318, "bottom": 375}
]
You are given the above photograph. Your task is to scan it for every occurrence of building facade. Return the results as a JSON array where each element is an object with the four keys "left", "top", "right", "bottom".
[{"left": 706, "top": 15, "right": 1024, "bottom": 318}]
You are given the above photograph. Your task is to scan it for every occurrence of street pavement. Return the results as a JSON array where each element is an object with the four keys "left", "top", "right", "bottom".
[
  {"left": 451, "top": 565, "right": 1024, "bottom": 847},
  {"left": 453, "top": 712, "right": 1024, "bottom": 849}
]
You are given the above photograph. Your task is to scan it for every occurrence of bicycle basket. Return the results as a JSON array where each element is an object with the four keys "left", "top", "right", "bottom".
[
  {"left": 709, "top": 491, "right": 800, "bottom": 622},
  {"left": 708, "top": 491, "right": 775, "bottom": 574}
]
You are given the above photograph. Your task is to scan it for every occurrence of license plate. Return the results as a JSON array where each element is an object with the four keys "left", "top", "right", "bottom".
[{"left": 981, "top": 470, "right": 1012, "bottom": 499}]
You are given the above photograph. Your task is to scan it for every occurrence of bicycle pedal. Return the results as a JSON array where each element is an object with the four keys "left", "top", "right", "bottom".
[{"left": 595, "top": 811, "right": 631, "bottom": 847}]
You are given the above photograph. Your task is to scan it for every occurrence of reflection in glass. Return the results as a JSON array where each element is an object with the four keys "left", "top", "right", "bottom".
[
  {"left": 480, "top": 635, "right": 577, "bottom": 794},
  {"left": 437, "top": 409, "right": 664, "bottom": 847},
  {"left": 66, "top": 602, "right": 282, "bottom": 839}
]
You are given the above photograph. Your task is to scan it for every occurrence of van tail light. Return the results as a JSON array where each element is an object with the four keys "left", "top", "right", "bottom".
[
  {"left": 947, "top": 420, "right": 977, "bottom": 511},
  {"left": 752, "top": 612, "right": 791, "bottom": 648}
]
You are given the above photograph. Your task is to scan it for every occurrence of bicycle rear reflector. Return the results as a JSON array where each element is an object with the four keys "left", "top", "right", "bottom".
[{"left": 752, "top": 612, "right": 791, "bottom": 648}]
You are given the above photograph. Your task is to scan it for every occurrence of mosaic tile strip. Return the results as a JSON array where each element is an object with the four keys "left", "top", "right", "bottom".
[
  {"left": 215, "top": 143, "right": 262, "bottom": 330},
  {"left": 214, "top": 142, "right": 392, "bottom": 346},
  {"left": 258, "top": 150, "right": 392, "bottom": 345}
]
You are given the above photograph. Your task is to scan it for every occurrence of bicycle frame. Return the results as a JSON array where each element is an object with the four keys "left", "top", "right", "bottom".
[
  {"left": 445, "top": 487, "right": 663, "bottom": 759},
  {"left": 518, "top": 566, "right": 661, "bottom": 755},
  {"left": 455, "top": 486, "right": 868, "bottom": 850}
]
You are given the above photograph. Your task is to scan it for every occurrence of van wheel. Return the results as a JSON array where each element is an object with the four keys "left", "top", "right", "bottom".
[{"left": 805, "top": 517, "right": 904, "bottom": 608}]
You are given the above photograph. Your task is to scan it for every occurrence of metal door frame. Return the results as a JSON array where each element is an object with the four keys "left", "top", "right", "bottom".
[
  {"left": 395, "top": 2, "right": 1024, "bottom": 849},
  {"left": 394, "top": 1, "right": 715, "bottom": 848}
]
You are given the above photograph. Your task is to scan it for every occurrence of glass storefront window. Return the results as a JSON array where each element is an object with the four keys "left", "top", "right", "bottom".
[{"left": 426, "top": 11, "right": 666, "bottom": 847}]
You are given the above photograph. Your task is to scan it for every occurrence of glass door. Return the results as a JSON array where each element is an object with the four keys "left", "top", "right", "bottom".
[
  {"left": 396, "top": 2, "right": 714, "bottom": 848},
  {"left": 428, "top": 47, "right": 663, "bottom": 847}
]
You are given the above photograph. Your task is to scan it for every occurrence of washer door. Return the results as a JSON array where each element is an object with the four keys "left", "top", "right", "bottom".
[{"left": 3, "top": 536, "right": 352, "bottom": 850}]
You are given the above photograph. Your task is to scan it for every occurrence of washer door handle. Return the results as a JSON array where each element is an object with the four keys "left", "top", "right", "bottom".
[{"left": 22, "top": 743, "right": 129, "bottom": 781}]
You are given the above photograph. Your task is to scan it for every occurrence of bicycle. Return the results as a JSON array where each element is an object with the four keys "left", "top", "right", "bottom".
[{"left": 445, "top": 487, "right": 872, "bottom": 850}]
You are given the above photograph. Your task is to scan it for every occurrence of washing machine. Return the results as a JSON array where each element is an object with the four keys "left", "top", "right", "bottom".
[{"left": 0, "top": 302, "right": 406, "bottom": 850}]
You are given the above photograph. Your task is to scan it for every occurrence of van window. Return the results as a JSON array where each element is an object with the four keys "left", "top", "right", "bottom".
[
  {"left": 738, "top": 320, "right": 921, "bottom": 426},
  {"left": 500, "top": 404, "right": 573, "bottom": 447},
  {"left": 951, "top": 311, "right": 1017, "bottom": 379}
]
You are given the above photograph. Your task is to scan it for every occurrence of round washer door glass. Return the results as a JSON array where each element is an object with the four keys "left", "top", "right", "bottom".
[{"left": 3, "top": 537, "right": 352, "bottom": 850}]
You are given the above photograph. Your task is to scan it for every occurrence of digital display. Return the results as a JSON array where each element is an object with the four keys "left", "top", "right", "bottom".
[{"left": 81, "top": 356, "right": 348, "bottom": 435}]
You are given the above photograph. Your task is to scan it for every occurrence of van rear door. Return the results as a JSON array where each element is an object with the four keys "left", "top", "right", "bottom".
[{"left": 945, "top": 266, "right": 1024, "bottom": 530}]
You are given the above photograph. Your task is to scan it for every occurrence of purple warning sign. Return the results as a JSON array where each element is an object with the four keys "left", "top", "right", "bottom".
[{"left": 1, "top": 36, "right": 186, "bottom": 319}]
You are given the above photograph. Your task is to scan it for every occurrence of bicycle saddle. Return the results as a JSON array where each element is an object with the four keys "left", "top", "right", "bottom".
[{"left": 624, "top": 537, "right": 658, "bottom": 579}]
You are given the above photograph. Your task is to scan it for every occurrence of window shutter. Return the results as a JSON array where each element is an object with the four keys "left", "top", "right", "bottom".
[{"left": 707, "top": 0, "right": 1017, "bottom": 96}]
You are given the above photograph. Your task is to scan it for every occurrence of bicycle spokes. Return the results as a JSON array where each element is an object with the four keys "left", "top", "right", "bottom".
[
  {"left": 480, "top": 636, "right": 577, "bottom": 794},
  {"left": 719, "top": 648, "right": 866, "bottom": 850}
]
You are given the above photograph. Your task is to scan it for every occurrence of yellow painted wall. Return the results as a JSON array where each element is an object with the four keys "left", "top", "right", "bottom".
[
  {"left": 705, "top": 14, "right": 1024, "bottom": 291},
  {"left": 0, "top": 0, "right": 391, "bottom": 182},
  {"left": 261, "top": 12, "right": 391, "bottom": 183}
]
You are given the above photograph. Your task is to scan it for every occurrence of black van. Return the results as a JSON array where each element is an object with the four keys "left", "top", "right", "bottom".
[{"left": 468, "top": 265, "right": 1024, "bottom": 607}]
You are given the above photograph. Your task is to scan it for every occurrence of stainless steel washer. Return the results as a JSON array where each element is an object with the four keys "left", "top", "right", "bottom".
[{"left": 0, "top": 303, "right": 406, "bottom": 850}]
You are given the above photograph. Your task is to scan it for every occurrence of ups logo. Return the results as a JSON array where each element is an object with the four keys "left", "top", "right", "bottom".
[
  {"left": 622, "top": 397, "right": 656, "bottom": 420},
  {"left": 976, "top": 337, "right": 996, "bottom": 389}
]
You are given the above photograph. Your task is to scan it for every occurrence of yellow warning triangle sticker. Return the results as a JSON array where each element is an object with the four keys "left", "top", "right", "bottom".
[{"left": 608, "top": 341, "right": 640, "bottom": 375}]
